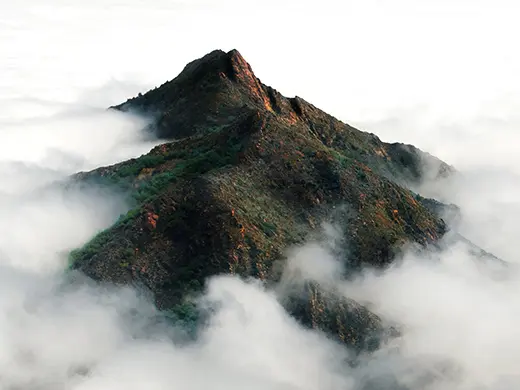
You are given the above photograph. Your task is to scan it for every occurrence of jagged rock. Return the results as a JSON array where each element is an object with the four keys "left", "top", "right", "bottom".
[{"left": 69, "top": 49, "right": 456, "bottom": 351}]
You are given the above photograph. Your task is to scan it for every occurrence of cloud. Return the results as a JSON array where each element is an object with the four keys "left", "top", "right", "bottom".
[
  {"left": 0, "top": 269, "right": 355, "bottom": 390},
  {"left": 271, "top": 222, "right": 520, "bottom": 390},
  {"left": 356, "top": 97, "right": 520, "bottom": 264},
  {"left": 0, "top": 93, "right": 162, "bottom": 273},
  {"left": 0, "top": 106, "right": 157, "bottom": 179},
  {"left": 0, "top": 13, "right": 360, "bottom": 388},
  {"left": 338, "top": 240, "right": 520, "bottom": 389},
  {"left": 3, "top": 1, "right": 520, "bottom": 390},
  {"left": 280, "top": 222, "right": 345, "bottom": 289}
]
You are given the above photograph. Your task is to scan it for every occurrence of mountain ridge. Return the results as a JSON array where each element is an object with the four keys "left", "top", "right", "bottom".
[
  {"left": 69, "top": 48, "right": 463, "bottom": 351},
  {"left": 113, "top": 49, "right": 454, "bottom": 187}
]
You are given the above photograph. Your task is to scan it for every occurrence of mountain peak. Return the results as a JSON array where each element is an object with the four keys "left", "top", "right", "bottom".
[
  {"left": 176, "top": 48, "right": 252, "bottom": 83},
  {"left": 226, "top": 48, "right": 257, "bottom": 79},
  {"left": 71, "top": 48, "right": 460, "bottom": 352},
  {"left": 113, "top": 48, "right": 453, "bottom": 186},
  {"left": 114, "top": 48, "right": 281, "bottom": 138}
]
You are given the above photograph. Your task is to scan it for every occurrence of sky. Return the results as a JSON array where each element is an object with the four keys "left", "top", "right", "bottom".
[
  {"left": 3, "top": 0, "right": 520, "bottom": 164},
  {"left": 2, "top": 1, "right": 520, "bottom": 389}
]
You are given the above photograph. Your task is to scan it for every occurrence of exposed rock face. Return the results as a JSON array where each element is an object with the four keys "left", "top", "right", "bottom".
[{"left": 70, "top": 49, "right": 454, "bottom": 351}]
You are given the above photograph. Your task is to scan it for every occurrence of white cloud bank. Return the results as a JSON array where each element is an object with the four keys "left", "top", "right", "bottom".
[{"left": 1, "top": 1, "right": 520, "bottom": 390}]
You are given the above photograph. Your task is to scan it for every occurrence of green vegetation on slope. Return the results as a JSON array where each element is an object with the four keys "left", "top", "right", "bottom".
[
  {"left": 67, "top": 48, "right": 451, "bottom": 350},
  {"left": 68, "top": 113, "right": 252, "bottom": 268}
]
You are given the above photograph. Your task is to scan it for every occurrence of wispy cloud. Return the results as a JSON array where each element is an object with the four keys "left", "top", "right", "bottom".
[{"left": 1, "top": 1, "right": 520, "bottom": 389}]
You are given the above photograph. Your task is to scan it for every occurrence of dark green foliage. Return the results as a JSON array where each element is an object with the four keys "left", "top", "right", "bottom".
[
  {"left": 162, "top": 301, "right": 200, "bottom": 338},
  {"left": 68, "top": 119, "right": 247, "bottom": 268},
  {"left": 68, "top": 229, "right": 113, "bottom": 267},
  {"left": 115, "top": 207, "right": 141, "bottom": 226},
  {"left": 355, "top": 168, "right": 367, "bottom": 181},
  {"left": 133, "top": 169, "right": 182, "bottom": 203},
  {"left": 331, "top": 150, "right": 355, "bottom": 169},
  {"left": 114, "top": 154, "right": 167, "bottom": 179},
  {"left": 122, "top": 248, "right": 135, "bottom": 259},
  {"left": 260, "top": 221, "right": 277, "bottom": 237}
]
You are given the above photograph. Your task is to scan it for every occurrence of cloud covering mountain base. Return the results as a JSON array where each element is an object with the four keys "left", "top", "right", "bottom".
[{"left": 3, "top": 1, "right": 520, "bottom": 389}]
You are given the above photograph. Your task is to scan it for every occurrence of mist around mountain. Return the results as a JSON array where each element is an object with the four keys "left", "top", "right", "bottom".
[{"left": 1, "top": 47, "right": 520, "bottom": 390}]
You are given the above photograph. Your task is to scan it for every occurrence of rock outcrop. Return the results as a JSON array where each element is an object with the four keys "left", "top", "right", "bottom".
[{"left": 69, "top": 49, "right": 455, "bottom": 351}]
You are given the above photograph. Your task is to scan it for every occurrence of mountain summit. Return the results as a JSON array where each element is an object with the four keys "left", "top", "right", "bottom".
[
  {"left": 114, "top": 49, "right": 282, "bottom": 139},
  {"left": 71, "top": 49, "right": 455, "bottom": 351},
  {"left": 115, "top": 49, "right": 452, "bottom": 186}
]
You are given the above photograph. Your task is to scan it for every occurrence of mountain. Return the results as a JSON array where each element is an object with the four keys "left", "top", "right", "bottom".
[{"left": 69, "top": 49, "right": 456, "bottom": 351}]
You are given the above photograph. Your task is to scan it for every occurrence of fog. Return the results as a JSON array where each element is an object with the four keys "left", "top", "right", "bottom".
[{"left": 2, "top": 0, "right": 520, "bottom": 389}]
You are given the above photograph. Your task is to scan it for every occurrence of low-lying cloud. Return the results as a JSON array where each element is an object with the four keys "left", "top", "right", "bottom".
[
  {"left": 356, "top": 100, "right": 520, "bottom": 263},
  {"left": 0, "top": 98, "right": 161, "bottom": 272},
  {"left": 1, "top": 98, "right": 520, "bottom": 390},
  {"left": 3, "top": 1, "right": 520, "bottom": 389}
]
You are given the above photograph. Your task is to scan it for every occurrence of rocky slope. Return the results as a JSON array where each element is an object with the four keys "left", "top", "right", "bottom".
[{"left": 68, "top": 49, "right": 456, "bottom": 352}]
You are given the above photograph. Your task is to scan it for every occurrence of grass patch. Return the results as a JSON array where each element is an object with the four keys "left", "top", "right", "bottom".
[
  {"left": 68, "top": 126, "right": 248, "bottom": 268},
  {"left": 162, "top": 301, "right": 200, "bottom": 338},
  {"left": 68, "top": 229, "right": 114, "bottom": 267}
]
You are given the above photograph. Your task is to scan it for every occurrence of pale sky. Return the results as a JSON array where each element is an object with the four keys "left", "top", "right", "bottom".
[{"left": 2, "top": 0, "right": 519, "bottom": 132}]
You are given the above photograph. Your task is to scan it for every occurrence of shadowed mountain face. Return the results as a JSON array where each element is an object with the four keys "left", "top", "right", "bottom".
[
  {"left": 69, "top": 49, "right": 455, "bottom": 351},
  {"left": 114, "top": 49, "right": 453, "bottom": 188}
]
